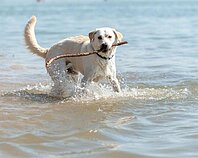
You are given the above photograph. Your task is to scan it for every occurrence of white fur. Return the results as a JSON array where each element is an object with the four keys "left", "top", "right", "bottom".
[{"left": 24, "top": 16, "right": 123, "bottom": 97}]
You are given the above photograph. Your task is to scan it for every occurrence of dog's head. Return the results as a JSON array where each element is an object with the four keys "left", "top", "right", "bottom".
[{"left": 89, "top": 27, "right": 123, "bottom": 53}]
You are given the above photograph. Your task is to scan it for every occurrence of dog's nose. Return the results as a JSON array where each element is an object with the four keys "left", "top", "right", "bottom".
[{"left": 101, "top": 43, "right": 108, "bottom": 50}]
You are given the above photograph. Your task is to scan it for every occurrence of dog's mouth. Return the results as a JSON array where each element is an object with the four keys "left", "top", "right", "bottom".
[
  {"left": 99, "top": 44, "right": 111, "bottom": 53},
  {"left": 100, "top": 49, "right": 109, "bottom": 53}
]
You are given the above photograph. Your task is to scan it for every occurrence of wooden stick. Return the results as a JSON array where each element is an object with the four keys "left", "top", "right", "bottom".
[
  {"left": 112, "top": 41, "right": 128, "bottom": 46},
  {"left": 46, "top": 41, "right": 128, "bottom": 67}
]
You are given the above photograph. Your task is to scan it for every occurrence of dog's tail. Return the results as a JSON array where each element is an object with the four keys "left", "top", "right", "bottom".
[{"left": 24, "top": 16, "right": 48, "bottom": 58}]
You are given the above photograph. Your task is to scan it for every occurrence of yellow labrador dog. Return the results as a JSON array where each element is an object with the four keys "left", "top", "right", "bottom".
[{"left": 24, "top": 16, "right": 123, "bottom": 97}]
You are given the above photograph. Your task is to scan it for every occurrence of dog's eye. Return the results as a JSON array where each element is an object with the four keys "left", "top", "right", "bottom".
[
  {"left": 98, "top": 36, "right": 102, "bottom": 40},
  {"left": 108, "top": 35, "right": 112, "bottom": 39}
]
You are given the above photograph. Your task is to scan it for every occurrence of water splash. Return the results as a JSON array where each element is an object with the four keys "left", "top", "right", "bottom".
[
  {"left": 1, "top": 81, "right": 193, "bottom": 104},
  {"left": 62, "top": 81, "right": 192, "bottom": 103}
]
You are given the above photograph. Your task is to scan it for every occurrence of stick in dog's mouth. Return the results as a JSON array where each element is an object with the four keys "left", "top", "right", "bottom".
[
  {"left": 46, "top": 41, "right": 128, "bottom": 67},
  {"left": 112, "top": 41, "right": 128, "bottom": 47}
]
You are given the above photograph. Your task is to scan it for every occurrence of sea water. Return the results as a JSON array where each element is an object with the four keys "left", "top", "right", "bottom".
[{"left": 0, "top": 0, "right": 198, "bottom": 157}]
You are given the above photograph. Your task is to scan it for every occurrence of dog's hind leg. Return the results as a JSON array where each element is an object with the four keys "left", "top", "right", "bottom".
[
  {"left": 47, "top": 59, "right": 74, "bottom": 97},
  {"left": 65, "top": 61, "right": 81, "bottom": 84}
]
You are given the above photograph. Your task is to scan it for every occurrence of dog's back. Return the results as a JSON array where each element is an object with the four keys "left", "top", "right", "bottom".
[
  {"left": 55, "top": 35, "right": 89, "bottom": 55},
  {"left": 45, "top": 35, "right": 91, "bottom": 75}
]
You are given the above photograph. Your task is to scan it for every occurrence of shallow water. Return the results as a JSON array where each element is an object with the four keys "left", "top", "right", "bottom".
[{"left": 0, "top": 0, "right": 198, "bottom": 157}]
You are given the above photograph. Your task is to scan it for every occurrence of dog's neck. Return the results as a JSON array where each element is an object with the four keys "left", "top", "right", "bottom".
[
  {"left": 96, "top": 52, "right": 114, "bottom": 60},
  {"left": 96, "top": 49, "right": 116, "bottom": 76},
  {"left": 96, "top": 50, "right": 115, "bottom": 60},
  {"left": 96, "top": 47, "right": 116, "bottom": 61}
]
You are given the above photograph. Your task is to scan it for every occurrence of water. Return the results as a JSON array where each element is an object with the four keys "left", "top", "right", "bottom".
[{"left": 0, "top": 0, "right": 198, "bottom": 157}]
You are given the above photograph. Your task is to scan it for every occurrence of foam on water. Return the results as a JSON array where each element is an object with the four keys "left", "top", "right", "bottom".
[
  {"left": 71, "top": 83, "right": 191, "bottom": 103},
  {"left": 1, "top": 81, "right": 192, "bottom": 104}
]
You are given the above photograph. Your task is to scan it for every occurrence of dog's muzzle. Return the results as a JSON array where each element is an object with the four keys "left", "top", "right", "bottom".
[{"left": 100, "top": 43, "right": 109, "bottom": 53}]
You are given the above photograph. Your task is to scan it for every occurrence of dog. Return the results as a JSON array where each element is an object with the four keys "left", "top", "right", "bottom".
[{"left": 24, "top": 16, "right": 123, "bottom": 97}]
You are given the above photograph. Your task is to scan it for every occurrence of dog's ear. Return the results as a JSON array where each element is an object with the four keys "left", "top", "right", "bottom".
[
  {"left": 89, "top": 31, "right": 96, "bottom": 41},
  {"left": 113, "top": 30, "right": 123, "bottom": 42}
]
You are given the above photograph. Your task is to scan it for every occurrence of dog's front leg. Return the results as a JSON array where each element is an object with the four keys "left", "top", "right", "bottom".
[
  {"left": 80, "top": 69, "right": 97, "bottom": 90},
  {"left": 108, "top": 76, "right": 121, "bottom": 92},
  {"left": 47, "top": 59, "right": 74, "bottom": 97},
  {"left": 81, "top": 75, "right": 92, "bottom": 89}
]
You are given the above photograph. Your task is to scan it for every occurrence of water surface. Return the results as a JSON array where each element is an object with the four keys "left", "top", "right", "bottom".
[{"left": 0, "top": 0, "right": 198, "bottom": 157}]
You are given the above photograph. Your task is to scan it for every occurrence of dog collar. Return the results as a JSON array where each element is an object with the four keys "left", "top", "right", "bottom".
[{"left": 96, "top": 53, "right": 114, "bottom": 60}]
